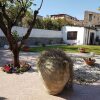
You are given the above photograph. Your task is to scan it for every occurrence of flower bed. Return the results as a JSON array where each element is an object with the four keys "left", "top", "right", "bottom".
[{"left": 2, "top": 61, "right": 31, "bottom": 73}]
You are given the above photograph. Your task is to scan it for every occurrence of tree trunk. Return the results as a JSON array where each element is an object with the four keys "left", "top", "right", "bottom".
[{"left": 12, "top": 49, "right": 20, "bottom": 67}]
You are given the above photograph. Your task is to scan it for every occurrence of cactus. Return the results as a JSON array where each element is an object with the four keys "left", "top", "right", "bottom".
[{"left": 37, "top": 49, "right": 73, "bottom": 95}]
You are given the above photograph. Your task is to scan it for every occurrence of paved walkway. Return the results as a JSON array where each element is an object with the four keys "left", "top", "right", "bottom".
[{"left": 0, "top": 50, "right": 100, "bottom": 100}]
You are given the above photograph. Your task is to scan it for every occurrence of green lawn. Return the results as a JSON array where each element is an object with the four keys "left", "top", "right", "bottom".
[{"left": 29, "top": 45, "right": 100, "bottom": 54}]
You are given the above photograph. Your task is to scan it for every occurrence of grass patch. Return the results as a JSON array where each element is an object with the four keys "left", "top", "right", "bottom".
[{"left": 29, "top": 45, "right": 100, "bottom": 54}]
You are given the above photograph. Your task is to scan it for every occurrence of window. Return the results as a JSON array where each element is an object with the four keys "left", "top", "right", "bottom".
[
  {"left": 67, "top": 31, "right": 77, "bottom": 40},
  {"left": 89, "top": 14, "right": 93, "bottom": 21}
]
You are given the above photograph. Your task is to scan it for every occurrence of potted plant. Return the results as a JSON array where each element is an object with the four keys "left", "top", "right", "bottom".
[
  {"left": 78, "top": 47, "right": 86, "bottom": 53},
  {"left": 84, "top": 58, "right": 95, "bottom": 66},
  {"left": 22, "top": 45, "right": 30, "bottom": 52},
  {"left": 37, "top": 49, "right": 73, "bottom": 95}
]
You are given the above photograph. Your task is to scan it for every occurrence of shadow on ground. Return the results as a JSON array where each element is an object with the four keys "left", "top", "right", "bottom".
[
  {"left": 0, "top": 97, "right": 7, "bottom": 100},
  {"left": 28, "top": 67, "right": 38, "bottom": 73},
  {"left": 0, "top": 50, "right": 13, "bottom": 67},
  {"left": 0, "top": 50, "right": 38, "bottom": 68},
  {"left": 58, "top": 84, "right": 100, "bottom": 100}
]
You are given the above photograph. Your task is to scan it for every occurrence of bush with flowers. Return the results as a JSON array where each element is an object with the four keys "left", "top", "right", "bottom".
[
  {"left": 2, "top": 62, "right": 31, "bottom": 73},
  {"left": 2, "top": 64, "right": 12, "bottom": 73}
]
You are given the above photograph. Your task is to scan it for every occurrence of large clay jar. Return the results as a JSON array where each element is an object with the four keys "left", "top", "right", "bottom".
[{"left": 37, "top": 49, "right": 73, "bottom": 95}]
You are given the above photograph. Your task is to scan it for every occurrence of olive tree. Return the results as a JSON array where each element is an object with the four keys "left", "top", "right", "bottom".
[{"left": 0, "top": 0, "right": 43, "bottom": 67}]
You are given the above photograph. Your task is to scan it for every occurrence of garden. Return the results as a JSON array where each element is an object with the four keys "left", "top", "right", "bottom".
[
  {"left": 21, "top": 45, "right": 100, "bottom": 85},
  {"left": 0, "top": 45, "right": 100, "bottom": 100},
  {"left": 22, "top": 45, "right": 100, "bottom": 54},
  {"left": 0, "top": 0, "right": 100, "bottom": 99}
]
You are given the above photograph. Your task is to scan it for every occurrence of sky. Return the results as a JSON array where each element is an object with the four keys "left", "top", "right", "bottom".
[{"left": 33, "top": 0, "right": 100, "bottom": 20}]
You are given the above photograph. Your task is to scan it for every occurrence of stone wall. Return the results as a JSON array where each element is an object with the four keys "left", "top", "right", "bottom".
[
  {"left": 0, "top": 37, "right": 63, "bottom": 47},
  {"left": 25, "top": 37, "right": 63, "bottom": 45},
  {"left": 0, "top": 37, "right": 8, "bottom": 47},
  {"left": 84, "top": 11, "right": 100, "bottom": 26}
]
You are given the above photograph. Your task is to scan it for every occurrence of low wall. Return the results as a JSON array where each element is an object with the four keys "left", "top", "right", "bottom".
[
  {"left": 0, "top": 26, "right": 62, "bottom": 37},
  {"left": 0, "top": 37, "right": 63, "bottom": 47},
  {"left": 25, "top": 37, "right": 63, "bottom": 45},
  {"left": 0, "top": 37, "right": 8, "bottom": 47},
  {"left": 0, "top": 26, "right": 63, "bottom": 47}
]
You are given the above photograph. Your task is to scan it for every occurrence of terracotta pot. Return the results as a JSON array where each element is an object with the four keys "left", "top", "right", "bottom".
[
  {"left": 22, "top": 46, "right": 29, "bottom": 52},
  {"left": 84, "top": 59, "right": 95, "bottom": 66},
  {"left": 79, "top": 48, "right": 86, "bottom": 53},
  {"left": 24, "top": 48, "right": 29, "bottom": 52}
]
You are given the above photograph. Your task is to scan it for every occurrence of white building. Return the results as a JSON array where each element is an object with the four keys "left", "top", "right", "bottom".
[
  {"left": 0, "top": 26, "right": 100, "bottom": 46},
  {"left": 62, "top": 26, "right": 100, "bottom": 45}
]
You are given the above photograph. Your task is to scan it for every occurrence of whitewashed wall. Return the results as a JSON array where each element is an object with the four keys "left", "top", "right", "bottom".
[
  {"left": 62, "top": 26, "right": 84, "bottom": 45},
  {"left": 0, "top": 26, "right": 62, "bottom": 38},
  {"left": 0, "top": 26, "right": 99, "bottom": 46}
]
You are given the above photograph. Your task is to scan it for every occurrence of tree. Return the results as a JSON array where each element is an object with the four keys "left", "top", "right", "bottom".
[
  {"left": 34, "top": 18, "right": 45, "bottom": 29},
  {"left": 0, "top": 0, "right": 43, "bottom": 67},
  {"left": 43, "top": 18, "right": 53, "bottom": 30},
  {"left": 16, "top": 12, "right": 74, "bottom": 30},
  {"left": 22, "top": 10, "right": 34, "bottom": 27}
]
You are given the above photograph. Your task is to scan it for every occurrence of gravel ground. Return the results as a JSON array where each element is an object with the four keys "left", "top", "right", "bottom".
[
  {"left": 67, "top": 53, "right": 100, "bottom": 84},
  {"left": 20, "top": 52, "right": 100, "bottom": 85},
  {"left": 0, "top": 50, "right": 100, "bottom": 100},
  {"left": 0, "top": 50, "right": 100, "bottom": 84}
]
